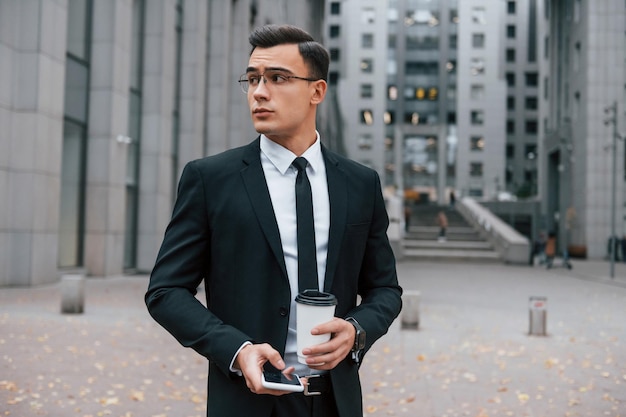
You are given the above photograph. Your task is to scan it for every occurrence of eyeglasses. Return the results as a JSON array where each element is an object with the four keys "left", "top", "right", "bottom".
[{"left": 238, "top": 70, "right": 320, "bottom": 93}]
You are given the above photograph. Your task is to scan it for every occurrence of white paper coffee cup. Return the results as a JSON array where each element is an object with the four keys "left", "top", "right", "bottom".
[{"left": 295, "top": 290, "right": 338, "bottom": 364}]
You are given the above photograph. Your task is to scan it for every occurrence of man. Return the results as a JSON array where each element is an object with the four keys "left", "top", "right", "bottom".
[{"left": 145, "top": 24, "right": 402, "bottom": 417}]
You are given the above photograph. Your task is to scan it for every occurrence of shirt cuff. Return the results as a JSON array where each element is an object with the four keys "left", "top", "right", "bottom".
[{"left": 229, "top": 341, "right": 253, "bottom": 375}]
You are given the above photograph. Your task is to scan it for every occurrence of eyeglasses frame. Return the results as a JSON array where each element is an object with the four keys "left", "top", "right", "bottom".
[{"left": 238, "top": 70, "right": 321, "bottom": 93}]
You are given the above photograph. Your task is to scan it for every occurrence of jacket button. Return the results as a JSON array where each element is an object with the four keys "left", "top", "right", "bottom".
[{"left": 279, "top": 307, "right": 288, "bottom": 317}]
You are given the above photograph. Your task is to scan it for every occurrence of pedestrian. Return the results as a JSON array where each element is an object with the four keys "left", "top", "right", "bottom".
[
  {"left": 449, "top": 190, "right": 456, "bottom": 208},
  {"left": 533, "top": 231, "right": 547, "bottom": 266},
  {"left": 436, "top": 210, "right": 448, "bottom": 241},
  {"left": 404, "top": 202, "right": 412, "bottom": 232},
  {"left": 145, "top": 24, "right": 402, "bottom": 417}
]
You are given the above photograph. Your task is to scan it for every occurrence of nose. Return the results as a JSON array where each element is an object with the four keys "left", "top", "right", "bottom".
[{"left": 252, "top": 76, "right": 270, "bottom": 98}]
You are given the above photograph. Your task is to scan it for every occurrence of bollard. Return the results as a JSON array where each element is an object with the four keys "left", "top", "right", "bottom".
[
  {"left": 61, "top": 274, "right": 85, "bottom": 314},
  {"left": 528, "top": 296, "right": 547, "bottom": 336},
  {"left": 401, "top": 290, "right": 420, "bottom": 330}
]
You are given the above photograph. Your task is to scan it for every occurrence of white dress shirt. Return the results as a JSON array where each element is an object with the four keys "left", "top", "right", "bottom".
[
  {"left": 229, "top": 133, "right": 330, "bottom": 375},
  {"left": 260, "top": 134, "right": 330, "bottom": 373}
]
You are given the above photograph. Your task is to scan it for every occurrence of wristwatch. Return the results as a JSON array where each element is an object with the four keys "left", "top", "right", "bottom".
[{"left": 345, "top": 317, "right": 366, "bottom": 363}]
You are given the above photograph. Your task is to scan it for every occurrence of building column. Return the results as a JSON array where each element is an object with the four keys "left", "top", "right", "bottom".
[
  {"left": 177, "top": 0, "right": 208, "bottom": 174},
  {"left": 0, "top": 0, "right": 67, "bottom": 286},
  {"left": 136, "top": 0, "right": 178, "bottom": 272},
  {"left": 83, "top": 0, "right": 133, "bottom": 276}
]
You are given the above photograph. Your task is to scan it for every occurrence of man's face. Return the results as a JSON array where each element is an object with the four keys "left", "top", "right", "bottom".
[{"left": 245, "top": 43, "right": 324, "bottom": 144}]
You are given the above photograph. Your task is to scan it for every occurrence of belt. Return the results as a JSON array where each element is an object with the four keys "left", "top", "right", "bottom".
[{"left": 303, "top": 373, "right": 331, "bottom": 396}]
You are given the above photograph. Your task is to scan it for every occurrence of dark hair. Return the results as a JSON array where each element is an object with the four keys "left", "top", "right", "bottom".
[{"left": 248, "top": 24, "right": 329, "bottom": 81}]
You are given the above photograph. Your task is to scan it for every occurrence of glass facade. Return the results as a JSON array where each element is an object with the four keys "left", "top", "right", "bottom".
[
  {"left": 59, "top": 0, "right": 92, "bottom": 268},
  {"left": 386, "top": 0, "right": 458, "bottom": 198},
  {"left": 124, "top": 0, "right": 146, "bottom": 270}
]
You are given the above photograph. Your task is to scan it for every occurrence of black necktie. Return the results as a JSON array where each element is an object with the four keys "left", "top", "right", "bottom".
[{"left": 292, "top": 157, "right": 318, "bottom": 292}]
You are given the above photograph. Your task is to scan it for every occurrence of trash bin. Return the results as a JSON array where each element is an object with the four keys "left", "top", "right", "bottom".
[{"left": 528, "top": 296, "right": 547, "bottom": 336}]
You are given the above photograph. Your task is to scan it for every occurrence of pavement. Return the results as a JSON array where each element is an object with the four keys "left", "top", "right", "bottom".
[{"left": 1, "top": 259, "right": 625, "bottom": 417}]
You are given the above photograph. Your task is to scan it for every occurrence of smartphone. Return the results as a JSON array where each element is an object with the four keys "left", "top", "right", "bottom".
[{"left": 261, "top": 371, "right": 304, "bottom": 392}]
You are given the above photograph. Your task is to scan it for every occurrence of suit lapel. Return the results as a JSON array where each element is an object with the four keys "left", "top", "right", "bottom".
[
  {"left": 240, "top": 138, "right": 288, "bottom": 280},
  {"left": 322, "top": 147, "right": 347, "bottom": 292}
]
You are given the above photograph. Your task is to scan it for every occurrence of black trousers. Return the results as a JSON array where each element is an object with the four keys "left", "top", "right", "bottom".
[{"left": 271, "top": 391, "right": 340, "bottom": 417}]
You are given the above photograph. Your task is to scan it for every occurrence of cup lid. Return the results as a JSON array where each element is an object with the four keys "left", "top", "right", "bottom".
[{"left": 295, "top": 290, "right": 337, "bottom": 306}]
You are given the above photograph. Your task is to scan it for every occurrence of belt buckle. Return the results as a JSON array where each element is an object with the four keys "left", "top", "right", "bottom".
[{"left": 303, "top": 374, "right": 322, "bottom": 396}]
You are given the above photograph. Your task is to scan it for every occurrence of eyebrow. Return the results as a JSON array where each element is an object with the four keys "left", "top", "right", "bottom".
[{"left": 245, "top": 66, "right": 295, "bottom": 74}]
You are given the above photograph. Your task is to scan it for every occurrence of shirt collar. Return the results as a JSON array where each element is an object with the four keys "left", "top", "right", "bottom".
[{"left": 260, "top": 132, "right": 323, "bottom": 175}]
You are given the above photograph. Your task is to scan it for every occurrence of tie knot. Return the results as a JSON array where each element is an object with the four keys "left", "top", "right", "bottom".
[{"left": 292, "top": 157, "right": 308, "bottom": 172}]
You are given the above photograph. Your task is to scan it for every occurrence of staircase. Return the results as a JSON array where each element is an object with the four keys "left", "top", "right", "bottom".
[{"left": 403, "top": 204, "right": 500, "bottom": 263}]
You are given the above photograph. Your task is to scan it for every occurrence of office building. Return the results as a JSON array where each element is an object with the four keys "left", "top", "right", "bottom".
[
  {"left": 0, "top": 0, "right": 324, "bottom": 286},
  {"left": 542, "top": 0, "right": 626, "bottom": 258}
]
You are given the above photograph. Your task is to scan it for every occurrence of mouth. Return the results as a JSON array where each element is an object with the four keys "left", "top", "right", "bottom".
[{"left": 253, "top": 108, "right": 272, "bottom": 116}]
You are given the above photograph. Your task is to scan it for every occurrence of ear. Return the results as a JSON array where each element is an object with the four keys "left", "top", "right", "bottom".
[{"left": 310, "top": 80, "right": 327, "bottom": 105}]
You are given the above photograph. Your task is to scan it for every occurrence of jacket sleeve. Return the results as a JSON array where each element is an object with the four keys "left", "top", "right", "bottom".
[
  {"left": 349, "top": 171, "right": 403, "bottom": 356},
  {"left": 145, "top": 161, "right": 250, "bottom": 376}
]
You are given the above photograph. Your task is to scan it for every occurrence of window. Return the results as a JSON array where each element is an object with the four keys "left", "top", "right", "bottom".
[
  {"left": 330, "top": 48, "right": 340, "bottom": 62},
  {"left": 525, "top": 144, "right": 537, "bottom": 159},
  {"left": 525, "top": 72, "right": 538, "bottom": 87},
  {"left": 506, "top": 72, "right": 516, "bottom": 87},
  {"left": 330, "top": 2, "right": 340, "bottom": 15},
  {"left": 388, "top": 34, "right": 397, "bottom": 49},
  {"left": 360, "top": 84, "right": 373, "bottom": 98},
  {"left": 506, "top": 48, "right": 516, "bottom": 62},
  {"left": 384, "top": 111, "right": 395, "bottom": 125},
  {"left": 471, "top": 7, "right": 486, "bottom": 24},
  {"left": 407, "top": 35, "right": 440, "bottom": 50},
  {"left": 329, "top": 25, "right": 340, "bottom": 38},
  {"left": 388, "top": 85, "right": 398, "bottom": 100},
  {"left": 470, "top": 136, "right": 485, "bottom": 151},
  {"left": 507, "top": 1, "right": 516, "bottom": 14},
  {"left": 358, "top": 134, "right": 373, "bottom": 150},
  {"left": 470, "top": 58, "right": 485, "bottom": 75},
  {"left": 360, "top": 58, "right": 373, "bottom": 73},
  {"left": 360, "top": 109, "right": 374, "bottom": 125},
  {"left": 470, "top": 84, "right": 485, "bottom": 99},
  {"left": 507, "top": 120, "right": 515, "bottom": 134},
  {"left": 526, "top": 120, "right": 538, "bottom": 134},
  {"left": 507, "top": 96, "right": 515, "bottom": 110},
  {"left": 362, "top": 33, "right": 374, "bottom": 48},
  {"left": 471, "top": 110, "right": 484, "bottom": 125},
  {"left": 525, "top": 96, "right": 538, "bottom": 110},
  {"left": 328, "top": 71, "right": 339, "bottom": 86},
  {"left": 449, "top": 34, "right": 457, "bottom": 49},
  {"left": 362, "top": 8, "right": 375, "bottom": 24},
  {"left": 447, "top": 85, "right": 456, "bottom": 100},
  {"left": 506, "top": 144, "right": 515, "bottom": 158},
  {"left": 507, "top": 25, "right": 516, "bottom": 38},
  {"left": 472, "top": 33, "right": 485, "bottom": 48},
  {"left": 406, "top": 61, "right": 439, "bottom": 75},
  {"left": 450, "top": 9, "right": 459, "bottom": 23},
  {"left": 574, "top": 42, "right": 581, "bottom": 72},
  {"left": 470, "top": 162, "right": 483, "bottom": 177}
]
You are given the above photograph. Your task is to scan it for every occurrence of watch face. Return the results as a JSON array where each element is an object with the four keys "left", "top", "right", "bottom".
[{"left": 356, "top": 330, "right": 366, "bottom": 350}]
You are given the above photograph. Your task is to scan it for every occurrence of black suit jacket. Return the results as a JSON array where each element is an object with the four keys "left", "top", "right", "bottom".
[{"left": 146, "top": 138, "right": 402, "bottom": 417}]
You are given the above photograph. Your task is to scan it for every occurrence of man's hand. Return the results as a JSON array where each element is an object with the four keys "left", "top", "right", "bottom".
[
  {"left": 234, "top": 343, "right": 295, "bottom": 396},
  {"left": 300, "top": 318, "right": 356, "bottom": 370}
]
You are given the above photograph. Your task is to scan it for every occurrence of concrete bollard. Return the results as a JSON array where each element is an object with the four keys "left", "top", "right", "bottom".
[
  {"left": 528, "top": 296, "right": 547, "bottom": 336},
  {"left": 401, "top": 290, "right": 420, "bottom": 330},
  {"left": 61, "top": 274, "right": 85, "bottom": 314}
]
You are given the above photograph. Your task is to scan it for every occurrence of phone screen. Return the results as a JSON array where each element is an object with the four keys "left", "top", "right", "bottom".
[{"left": 263, "top": 372, "right": 301, "bottom": 386}]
